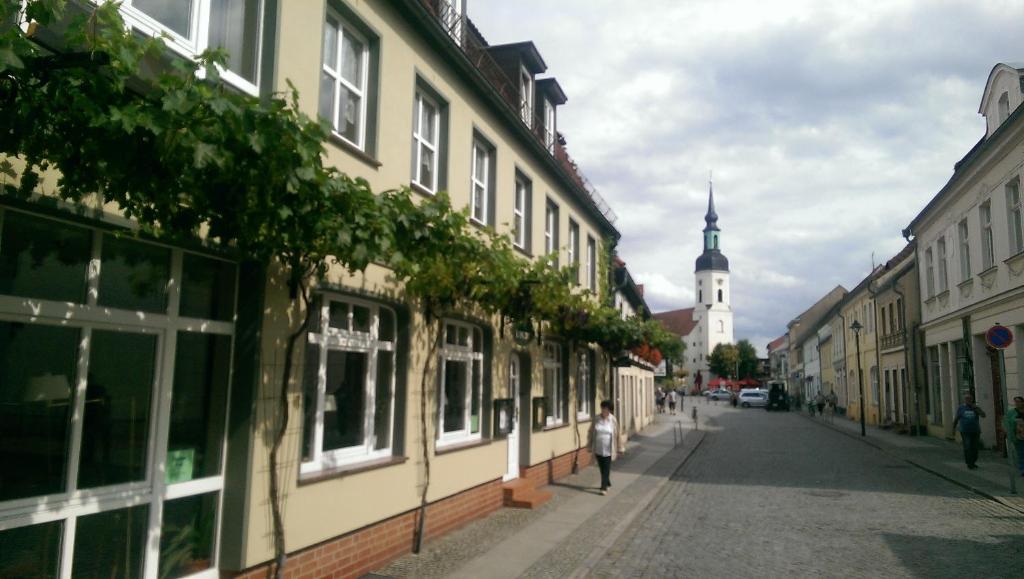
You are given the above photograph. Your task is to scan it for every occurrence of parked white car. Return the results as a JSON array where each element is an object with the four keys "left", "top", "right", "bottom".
[
  {"left": 739, "top": 391, "right": 768, "bottom": 408},
  {"left": 707, "top": 389, "right": 733, "bottom": 401}
]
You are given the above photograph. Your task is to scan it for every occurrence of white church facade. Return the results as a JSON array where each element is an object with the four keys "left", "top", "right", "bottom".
[{"left": 654, "top": 185, "right": 734, "bottom": 386}]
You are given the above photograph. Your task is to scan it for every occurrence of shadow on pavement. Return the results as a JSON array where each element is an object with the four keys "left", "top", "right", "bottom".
[{"left": 881, "top": 532, "right": 1023, "bottom": 578}]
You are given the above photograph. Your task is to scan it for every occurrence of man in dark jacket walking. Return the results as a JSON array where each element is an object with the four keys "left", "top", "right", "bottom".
[{"left": 953, "top": 393, "right": 987, "bottom": 470}]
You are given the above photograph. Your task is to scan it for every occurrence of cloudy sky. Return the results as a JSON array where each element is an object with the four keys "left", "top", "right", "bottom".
[{"left": 469, "top": 0, "right": 1023, "bottom": 355}]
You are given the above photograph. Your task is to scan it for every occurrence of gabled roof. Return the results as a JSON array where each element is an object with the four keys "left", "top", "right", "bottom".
[
  {"left": 767, "top": 335, "right": 787, "bottom": 352},
  {"left": 653, "top": 308, "right": 697, "bottom": 337},
  {"left": 536, "top": 77, "right": 567, "bottom": 105},
  {"left": 788, "top": 285, "right": 847, "bottom": 346},
  {"left": 487, "top": 42, "right": 547, "bottom": 74},
  {"left": 979, "top": 62, "right": 1024, "bottom": 114}
]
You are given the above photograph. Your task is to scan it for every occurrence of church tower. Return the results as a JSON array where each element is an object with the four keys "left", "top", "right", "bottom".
[{"left": 693, "top": 181, "right": 734, "bottom": 377}]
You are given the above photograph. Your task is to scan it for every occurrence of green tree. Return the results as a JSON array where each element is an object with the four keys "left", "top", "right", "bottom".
[
  {"left": 708, "top": 343, "right": 739, "bottom": 379},
  {"left": 736, "top": 339, "right": 759, "bottom": 379}
]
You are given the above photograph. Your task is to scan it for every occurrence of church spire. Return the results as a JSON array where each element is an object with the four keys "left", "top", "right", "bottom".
[
  {"left": 695, "top": 178, "right": 729, "bottom": 272},
  {"left": 704, "top": 178, "right": 719, "bottom": 230}
]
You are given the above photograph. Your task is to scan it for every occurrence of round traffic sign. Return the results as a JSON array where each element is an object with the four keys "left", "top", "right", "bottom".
[{"left": 986, "top": 325, "right": 1014, "bottom": 349}]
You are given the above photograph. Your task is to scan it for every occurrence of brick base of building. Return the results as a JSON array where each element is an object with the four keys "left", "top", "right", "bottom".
[{"left": 229, "top": 448, "right": 591, "bottom": 579}]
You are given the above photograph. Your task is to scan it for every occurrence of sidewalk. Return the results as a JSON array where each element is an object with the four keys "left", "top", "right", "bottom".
[
  {"left": 803, "top": 411, "right": 1024, "bottom": 513},
  {"left": 374, "top": 413, "right": 704, "bottom": 578}
]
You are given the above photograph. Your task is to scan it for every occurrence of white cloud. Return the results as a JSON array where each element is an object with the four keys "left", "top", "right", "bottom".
[{"left": 469, "top": 0, "right": 1023, "bottom": 345}]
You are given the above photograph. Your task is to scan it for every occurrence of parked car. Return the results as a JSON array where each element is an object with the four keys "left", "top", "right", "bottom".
[
  {"left": 707, "top": 389, "right": 732, "bottom": 401},
  {"left": 739, "top": 391, "right": 768, "bottom": 408}
]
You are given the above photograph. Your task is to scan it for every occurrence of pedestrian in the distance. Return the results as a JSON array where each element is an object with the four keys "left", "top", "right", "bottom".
[
  {"left": 815, "top": 391, "right": 826, "bottom": 417},
  {"left": 1001, "top": 396, "right": 1024, "bottom": 477},
  {"left": 952, "top": 393, "right": 987, "bottom": 470},
  {"left": 667, "top": 389, "right": 678, "bottom": 415},
  {"left": 655, "top": 387, "right": 665, "bottom": 414},
  {"left": 588, "top": 400, "right": 620, "bottom": 495}
]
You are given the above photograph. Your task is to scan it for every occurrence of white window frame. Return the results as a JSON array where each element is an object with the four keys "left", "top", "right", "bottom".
[
  {"left": 958, "top": 219, "right": 971, "bottom": 281},
  {"left": 470, "top": 140, "right": 490, "bottom": 225},
  {"left": 413, "top": 90, "right": 441, "bottom": 193},
  {"left": 1007, "top": 178, "right": 1023, "bottom": 255},
  {"left": 543, "top": 342, "right": 564, "bottom": 425},
  {"left": 576, "top": 350, "right": 591, "bottom": 420},
  {"left": 321, "top": 11, "right": 369, "bottom": 150},
  {"left": 586, "top": 236, "right": 596, "bottom": 291},
  {"left": 115, "top": 0, "right": 264, "bottom": 96},
  {"left": 981, "top": 201, "right": 995, "bottom": 269},
  {"left": 937, "top": 237, "right": 948, "bottom": 293},
  {"left": 513, "top": 177, "right": 527, "bottom": 249},
  {"left": 545, "top": 201, "right": 557, "bottom": 266},
  {"left": 568, "top": 220, "right": 579, "bottom": 284},
  {"left": 520, "top": 66, "right": 533, "bottom": 126},
  {"left": 925, "top": 247, "right": 935, "bottom": 297},
  {"left": 302, "top": 296, "right": 397, "bottom": 475},
  {"left": 544, "top": 99, "right": 556, "bottom": 153},
  {"left": 437, "top": 320, "right": 484, "bottom": 446},
  {"left": 0, "top": 208, "right": 236, "bottom": 579}
]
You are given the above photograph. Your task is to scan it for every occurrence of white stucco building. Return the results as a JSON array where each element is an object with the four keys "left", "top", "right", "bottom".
[{"left": 904, "top": 62, "right": 1024, "bottom": 446}]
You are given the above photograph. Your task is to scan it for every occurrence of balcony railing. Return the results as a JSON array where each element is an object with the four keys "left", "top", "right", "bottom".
[
  {"left": 418, "top": 0, "right": 618, "bottom": 226},
  {"left": 880, "top": 329, "right": 906, "bottom": 350}
]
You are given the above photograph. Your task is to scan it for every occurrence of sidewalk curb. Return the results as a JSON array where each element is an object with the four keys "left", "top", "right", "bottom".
[
  {"left": 800, "top": 413, "right": 1024, "bottom": 515},
  {"left": 568, "top": 428, "right": 708, "bottom": 579}
]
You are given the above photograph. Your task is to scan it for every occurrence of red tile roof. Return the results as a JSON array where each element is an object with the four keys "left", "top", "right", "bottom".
[
  {"left": 653, "top": 308, "right": 697, "bottom": 337},
  {"left": 767, "top": 335, "right": 786, "bottom": 352}
]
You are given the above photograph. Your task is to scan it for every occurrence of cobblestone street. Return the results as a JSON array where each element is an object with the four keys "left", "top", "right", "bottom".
[{"left": 594, "top": 403, "right": 1024, "bottom": 578}]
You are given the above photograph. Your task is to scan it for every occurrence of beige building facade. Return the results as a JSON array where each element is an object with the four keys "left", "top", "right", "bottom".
[{"left": 0, "top": 2, "right": 633, "bottom": 579}]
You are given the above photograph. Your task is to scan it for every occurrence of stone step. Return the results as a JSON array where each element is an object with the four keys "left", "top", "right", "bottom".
[
  {"left": 507, "top": 488, "right": 553, "bottom": 509},
  {"left": 501, "top": 478, "right": 536, "bottom": 502}
]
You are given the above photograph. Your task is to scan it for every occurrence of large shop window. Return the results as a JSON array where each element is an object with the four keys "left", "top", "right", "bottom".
[
  {"left": 543, "top": 342, "right": 566, "bottom": 426},
  {"left": 302, "top": 296, "right": 398, "bottom": 474},
  {"left": 437, "top": 321, "right": 485, "bottom": 446},
  {"left": 120, "top": 0, "right": 264, "bottom": 93},
  {"left": 0, "top": 208, "right": 237, "bottom": 578}
]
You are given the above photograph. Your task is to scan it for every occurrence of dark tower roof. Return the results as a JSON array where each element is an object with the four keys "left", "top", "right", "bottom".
[
  {"left": 704, "top": 183, "right": 719, "bottom": 231},
  {"left": 695, "top": 181, "right": 729, "bottom": 272}
]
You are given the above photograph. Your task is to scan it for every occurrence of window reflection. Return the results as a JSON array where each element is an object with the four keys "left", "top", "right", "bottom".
[
  {"left": 72, "top": 505, "right": 148, "bottom": 579},
  {"left": 0, "top": 211, "right": 90, "bottom": 303},
  {"left": 98, "top": 235, "right": 171, "bottom": 314},
  {"left": 78, "top": 330, "right": 157, "bottom": 489},
  {"left": 0, "top": 322, "right": 79, "bottom": 501},
  {"left": 0, "top": 520, "right": 62, "bottom": 579},
  {"left": 168, "top": 333, "right": 230, "bottom": 483}
]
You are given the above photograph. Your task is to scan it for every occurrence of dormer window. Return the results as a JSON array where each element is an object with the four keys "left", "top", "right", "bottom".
[
  {"left": 543, "top": 99, "right": 555, "bottom": 153},
  {"left": 520, "top": 66, "right": 533, "bottom": 125},
  {"left": 999, "top": 92, "right": 1010, "bottom": 123}
]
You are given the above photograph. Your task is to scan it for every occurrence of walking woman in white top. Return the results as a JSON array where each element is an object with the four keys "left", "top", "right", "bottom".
[{"left": 589, "top": 400, "right": 621, "bottom": 495}]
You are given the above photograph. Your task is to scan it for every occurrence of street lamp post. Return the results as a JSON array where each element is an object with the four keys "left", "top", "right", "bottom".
[{"left": 851, "top": 320, "right": 866, "bottom": 437}]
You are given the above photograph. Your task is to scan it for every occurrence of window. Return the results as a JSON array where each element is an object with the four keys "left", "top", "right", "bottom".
[
  {"left": 545, "top": 200, "right": 559, "bottom": 267},
  {"left": 1007, "top": 178, "right": 1023, "bottom": 255},
  {"left": 544, "top": 99, "right": 556, "bottom": 153},
  {"left": 586, "top": 236, "right": 597, "bottom": 291},
  {"left": 513, "top": 173, "right": 531, "bottom": 251},
  {"left": 568, "top": 220, "right": 580, "bottom": 285},
  {"left": 958, "top": 219, "right": 971, "bottom": 281},
  {"left": 302, "top": 297, "right": 397, "bottom": 473},
  {"left": 699, "top": 290, "right": 703, "bottom": 303},
  {"left": 717, "top": 289, "right": 723, "bottom": 303},
  {"left": 880, "top": 308, "right": 887, "bottom": 337},
  {"left": 412, "top": 85, "right": 448, "bottom": 194},
  {"left": 0, "top": 209, "right": 236, "bottom": 578},
  {"left": 123, "top": 0, "right": 263, "bottom": 91},
  {"left": 998, "top": 92, "right": 1010, "bottom": 124},
  {"left": 438, "top": 321, "right": 485, "bottom": 445},
  {"left": 925, "top": 247, "right": 935, "bottom": 298},
  {"left": 980, "top": 201, "right": 995, "bottom": 269},
  {"left": 543, "top": 343, "right": 565, "bottom": 425},
  {"left": 470, "top": 138, "right": 493, "bottom": 225},
  {"left": 576, "top": 350, "right": 592, "bottom": 419},
  {"left": 928, "top": 345, "right": 942, "bottom": 424},
  {"left": 937, "top": 238, "right": 948, "bottom": 293},
  {"left": 896, "top": 299, "right": 904, "bottom": 330},
  {"left": 519, "top": 66, "right": 533, "bottom": 125},
  {"left": 320, "top": 12, "right": 369, "bottom": 149},
  {"left": 718, "top": 320, "right": 724, "bottom": 333},
  {"left": 870, "top": 366, "right": 879, "bottom": 404}
]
